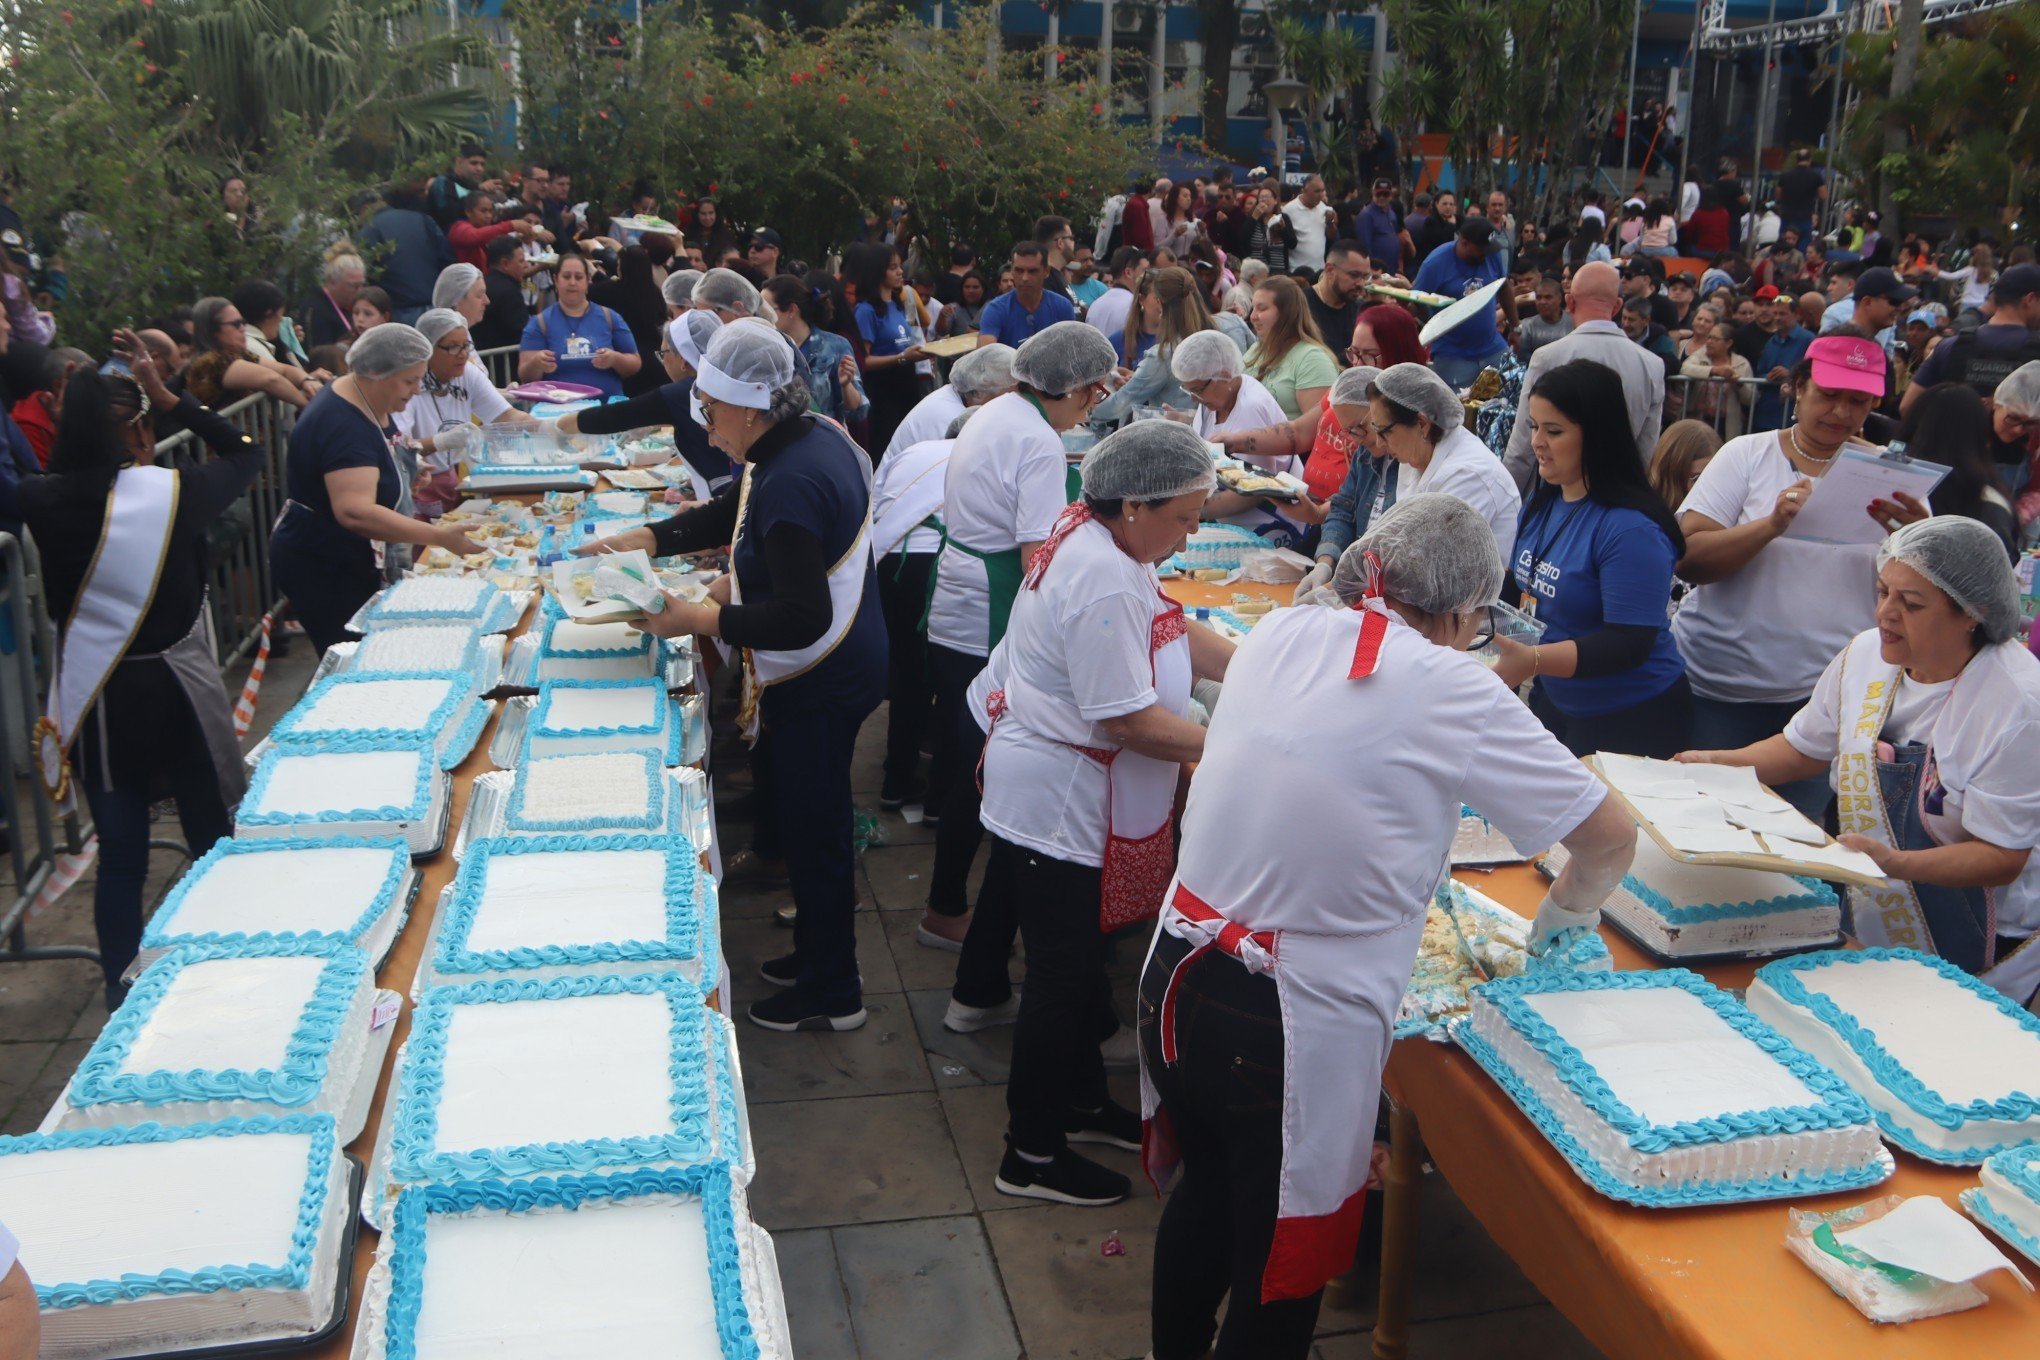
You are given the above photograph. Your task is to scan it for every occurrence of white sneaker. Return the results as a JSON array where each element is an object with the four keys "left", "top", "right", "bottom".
[
  {"left": 1100, "top": 1026, "right": 1141, "bottom": 1071},
  {"left": 944, "top": 993, "right": 1021, "bottom": 1033}
]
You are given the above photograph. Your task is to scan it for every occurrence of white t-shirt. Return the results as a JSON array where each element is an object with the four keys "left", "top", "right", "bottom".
[
  {"left": 974, "top": 520, "right": 1173, "bottom": 867},
  {"left": 394, "top": 359, "right": 513, "bottom": 469},
  {"left": 1178, "top": 606, "right": 1606, "bottom": 933},
  {"left": 1673, "top": 432, "right": 1879, "bottom": 703},
  {"left": 1785, "top": 635, "right": 2040, "bottom": 934},
  {"left": 1281, "top": 197, "right": 1337, "bottom": 275},
  {"left": 1407, "top": 426, "right": 1521, "bottom": 567},
  {"left": 1200, "top": 374, "right": 1306, "bottom": 533},
  {"left": 925, "top": 391, "right": 1067, "bottom": 657},
  {"left": 871, "top": 437, "right": 951, "bottom": 558},
  {"left": 1086, "top": 286, "right": 1135, "bottom": 348},
  {"left": 883, "top": 384, "right": 966, "bottom": 466}
]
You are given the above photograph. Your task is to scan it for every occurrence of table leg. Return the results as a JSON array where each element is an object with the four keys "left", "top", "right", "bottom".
[{"left": 1372, "top": 1098, "right": 1425, "bottom": 1360}]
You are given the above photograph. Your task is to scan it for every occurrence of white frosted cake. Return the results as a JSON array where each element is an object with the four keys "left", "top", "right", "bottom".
[
  {"left": 526, "top": 678, "right": 679, "bottom": 760},
  {"left": 1966, "top": 1144, "right": 2040, "bottom": 1268},
  {"left": 1748, "top": 948, "right": 2040, "bottom": 1164},
  {"left": 368, "top": 973, "right": 749, "bottom": 1226},
  {"left": 1458, "top": 969, "right": 1891, "bottom": 1205},
  {"left": 352, "top": 622, "right": 486, "bottom": 677},
  {"left": 349, "top": 1166, "right": 789, "bottom": 1360},
  {"left": 238, "top": 740, "right": 449, "bottom": 855},
  {"left": 268, "top": 671, "right": 486, "bottom": 770},
  {"left": 362, "top": 575, "right": 502, "bottom": 627},
  {"left": 1451, "top": 806, "right": 1523, "bottom": 865},
  {"left": 502, "top": 749, "right": 670, "bottom": 836},
  {"left": 59, "top": 939, "right": 383, "bottom": 1142},
  {"left": 536, "top": 600, "right": 662, "bottom": 681},
  {"left": 1604, "top": 835, "right": 1842, "bottom": 959},
  {"left": 136, "top": 836, "right": 414, "bottom": 971},
  {"left": 2, "top": 1115, "right": 352, "bottom": 1359},
  {"left": 416, "top": 834, "right": 719, "bottom": 994}
]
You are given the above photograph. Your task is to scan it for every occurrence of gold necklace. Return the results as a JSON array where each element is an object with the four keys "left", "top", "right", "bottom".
[{"left": 1785, "top": 426, "right": 1840, "bottom": 468}]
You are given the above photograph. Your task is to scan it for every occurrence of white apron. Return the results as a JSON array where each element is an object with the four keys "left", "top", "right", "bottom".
[{"left": 39, "top": 466, "right": 178, "bottom": 803}]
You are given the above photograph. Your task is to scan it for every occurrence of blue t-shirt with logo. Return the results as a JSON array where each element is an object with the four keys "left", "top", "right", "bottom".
[
  {"left": 1411, "top": 240, "right": 1507, "bottom": 360},
  {"left": 855, "top": 298, "right": 914, "bottom": 358},
  {"left": 977, "top": 288, "right": 1077, "bottom": 350},
  {"left": 520, "top": 302, "right": 639, "bottom": 398},
  {"left": 1511, "top": 495, "right": 1685, "bottom": 717}
]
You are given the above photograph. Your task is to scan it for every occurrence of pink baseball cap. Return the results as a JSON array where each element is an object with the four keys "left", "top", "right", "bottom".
[{"left": 1805, "top": 335, "right": 1886, "bottom": 398}]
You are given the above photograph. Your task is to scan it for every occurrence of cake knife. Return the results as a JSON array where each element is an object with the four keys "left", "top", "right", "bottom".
[{"left": 1433, "top": 886, "right": 1492, "bottom": 985}]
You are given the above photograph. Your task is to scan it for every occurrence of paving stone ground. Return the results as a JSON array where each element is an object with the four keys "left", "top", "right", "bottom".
[{"left": 0, "top": 642, "right": 1604, "bottom": 1360}]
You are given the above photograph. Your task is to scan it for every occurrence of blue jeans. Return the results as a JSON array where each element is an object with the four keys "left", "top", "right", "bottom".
[
  {"left": 83, "top": 771, "right": 232, "bottom": 988},
  {"left": 1688, "top": 694, "right": 1831, "bottom": 819},
  {"left": 1430, "top": 351, "right": 1505, "bottom": 392},
  {"left": 758, "top": 693, "right": 877, "bottom": 1006}
]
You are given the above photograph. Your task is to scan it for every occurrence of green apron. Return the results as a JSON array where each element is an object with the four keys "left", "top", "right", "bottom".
[{"left": 1065, "top": 461, "right": 1084, "bottom": 502}]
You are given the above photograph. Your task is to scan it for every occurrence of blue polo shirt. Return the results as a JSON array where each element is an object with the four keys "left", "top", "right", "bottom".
[
  {"left": 977, "top": 288, "right": 1077, "bottom": 349},
  {"left": 1511, "top": 495, "right": 1685, "bottom": 718},
  {"left": 1411, "top": 240, "right": 1507, "bottom": 361},
  {"left": 520, "top": 301, "right": 640, "bottom": 398}
]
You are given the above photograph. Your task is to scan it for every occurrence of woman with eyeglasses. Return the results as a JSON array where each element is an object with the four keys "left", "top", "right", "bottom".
[
  {"left": 1364, "top": 363, "right": 1520, "bottom": 565},
  {"left": 1169, "top": 332, "right": 1306, "bottom": 546},
  {"left": 184, "top": 296, "right": 314, "bottom": 410},
  {"left": 1296, "top": 303, "right": 1429, "bottom": 509},
  {"left": 17, "top": 331, "right": 267, "bottom": 1008},
  {"left": 395, "top": 309, "right": 537, "bottom": 518}
]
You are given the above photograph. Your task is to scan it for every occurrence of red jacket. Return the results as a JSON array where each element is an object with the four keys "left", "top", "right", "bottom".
[
  {"left": 1120, "top": 193, "right": 1155, "bottom": 252},
  {"left": 447, "top": 220, "right": 519, "bottom": 271},
  {"left": 9, "top": 395, "right": 54, "bottom": 467}
]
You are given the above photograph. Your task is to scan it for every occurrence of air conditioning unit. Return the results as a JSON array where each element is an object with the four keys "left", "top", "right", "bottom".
[
  {"left": 1165, "top": 40, "right": 1196, "bottom": 66},
  {"left": 1239, "top": 13, "right": 1269, "bottom": 39},
  {"left": 1241, "top": 43, "right": 1279, "bottom": 69},
  {"left": 1113, "top": 9, "right": 1146, "bottom": 33}
]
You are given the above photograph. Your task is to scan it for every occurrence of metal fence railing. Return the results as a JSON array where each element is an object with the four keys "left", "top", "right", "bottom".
[
  {"left": 1663, "top": 373, "right": 1792, "bottom": 443},
  {"left": 478, "top": 344, "right": 520, "bottom": 389}
]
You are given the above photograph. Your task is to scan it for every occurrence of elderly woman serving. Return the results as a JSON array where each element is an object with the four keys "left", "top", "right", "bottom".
[
  {"left": 1140, "top": 494, "right": 1635, "bottom": 1358},
  {"left": 1679, "top": 517, "right": 2040, "bottom": 1002}
]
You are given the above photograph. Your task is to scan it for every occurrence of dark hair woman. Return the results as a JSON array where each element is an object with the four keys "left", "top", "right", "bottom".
[
  {"left": 765, "top": 273, "right": 867, "bottom": 433},
  {"left": 1895, "top": 382, "right": 2018, "bottom": 558},
  {"left": 15, "top": 332, "right": 267, "bottom": 1006},
  {"left": 845, "top": 243, "right": 931, "bottom": 456},
  {"left": 691, "top": 196, "right": 740, "bottom": 268},
  {"left": 1496, "top": 358, "right": 1692, "bottom": 756}
]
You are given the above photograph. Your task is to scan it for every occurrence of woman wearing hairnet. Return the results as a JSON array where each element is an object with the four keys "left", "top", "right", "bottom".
[
  {"left": 394, "top": 308, "right": 537, "bottom": 518},
  {"left": 1365, "top": 362, "right": 1520, "bottom": 565},
  {"left": 555, "top": 310, "right": 736, "bottom": 500},
  {"left": 920, "top": 322, "right": 1120, "bottom": 957},
  {"left": 1291, "top": 366, "right": 1393, "bottom": 602},
  {"left": 1994, "top": 362, "right": 2040, "bottom": 544},
  {"left": 970, "top": 420, "right": 1237, "bottom": 1208},
  {"left": 882, "top": 342, "right": 1019, "bottom": 467},
  {"left": 1142, "top": 494, "right": 1635, "bottom": 1357},
  {"left": 268, "top": 325, "right": 486, "bottom": 652},
  {"left": 1679, "top": 517, "right": 2040, "bottom": 1002},
  {"left": 580, "top": 319, "right": 887, "bottom": 1031},
  {"left": 1169, "top": 330, "right": 1304, "bottom": 546}
]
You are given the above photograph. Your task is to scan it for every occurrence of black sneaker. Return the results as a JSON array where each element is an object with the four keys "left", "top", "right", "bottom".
[
  {"left": 879, "top": 779, "right": 925, "bottom": 813},
  {"left": 1065, "top": 1099, "right": 1142, "bottom": 1152},
  {"left": 747, "top": 987, "right": 867, "bottom": 1033},
  {"left": 994, "top": 1145, "right": 1130, "bottom": 1206},
  {"left": 758, "top": 954, "right": 798, "bottom": 988}
]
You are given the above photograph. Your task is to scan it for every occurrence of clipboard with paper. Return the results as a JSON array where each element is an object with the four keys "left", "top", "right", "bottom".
[
  {"left": 1584, "top": 753, "right": 1888, "bottom": 888},
  {"left": 1780, "top": 447, "right": 1948, "bottom": 547}
]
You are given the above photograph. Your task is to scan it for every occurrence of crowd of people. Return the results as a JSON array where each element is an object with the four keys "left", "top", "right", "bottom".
[{"left": 5, "top": 134, "right": 2040, "bottom": 1360}]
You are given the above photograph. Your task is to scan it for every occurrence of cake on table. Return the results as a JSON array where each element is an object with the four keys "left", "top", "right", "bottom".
[
  {"left": 535, "top": 597, "right": 664, "bottom": 681},
  {"left": 502, "top": 749, "right": 673, "bottom": 836},
  {"left": 267, "top": 670, "right": 488, "bottom": 770},
  {"left": 350, "top": 1166, "right": 789, "bottom": 1360},
  {"left": 1, "top": 1115, "right": 353, "bottom": 1360},
  {"left": 1747, "top": 948, "right": 2040, "bottom": 1164},
  {"left": 237, "top": 739, "right": 449, "bottom": 856},
  {"left": 136, "top": 835, "right": 414, "bottom": 971},
  {"left": 370, "top": 972, "right": 749, "bottom": 1225},
  {"left": 351, "top": 621, "right": 486, "bottom": 678},
  {"left": 1965, "top": 1144, "right": 2040, "bottom": 1269},
  {"left": 1451, "top": 806, "right": 1524, "bottom": 866},
  {"left": 525, "top": 677, "right": 681, "bottom": 760},
  {"left": 1603, "top": 834, "right": 1841, "bottom": 959},
  {"left": 416, "top": 834, "right": 719, "bottom": 994},
  {"left": 1457, "top": 968, "right": 1892, "bottom": 1205},
  {"left": 58, "top": 938, "right": 383, "bottom": 1142},
  {"left": 361, "top": 575, "right": 503, "bottom": 628}
]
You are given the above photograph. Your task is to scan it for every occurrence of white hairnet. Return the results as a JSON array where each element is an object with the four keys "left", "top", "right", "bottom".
[
  {"left": 1329, "top": 364, "right": 1382, "bottom": 409},
  {"left": 944, "top": 407, "right": 979, "bottom": 440},
  {"left": 1372, "top": 362, "right": 1465, "bottom": 431},
  {"left": 1079, "top": 419, "right": 1218, "bottom": 502},
  {"left": 1993, "top": 361, "right": 2040, "bottom": 418},
  {"left": 414, "top": 308, "right": 468, "bottom": 347},
  {"left": 1170, "top": 329, "right": 1246, "bottom": 384},
  {"left": 695, "top": 267, "right": 762, "bottom": 317},
  {"left": 1878, "top": 517, "right": 2024, "bottom": 646},
  {"left": 695, "top": 316, "right": 793, "bottom": 412},
  {"left": 662, "top": 269, "right": 702, "bottom": 309},
  {"left": 347, "top": 323, "right": 433, "bottom": 378},
  {"left": 667, "top": 309, "right": 722, "bottom": 370},
  {"left": 431, "top": 264, "right": 483, "bottom": 312},
  {"left": 1332, "top": 493, "right": 1503, "bottom": 616},
  {"left": 1011, "top": 320, "right": 1120, "bottom": 397},
  {"left": 949, "top": 343, "right": 1018, "bottom": 400}
]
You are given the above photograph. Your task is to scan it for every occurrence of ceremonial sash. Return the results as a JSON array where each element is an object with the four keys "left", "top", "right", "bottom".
[{"left": 1832, "top": 631, "right": 1933, "bottom": 952}]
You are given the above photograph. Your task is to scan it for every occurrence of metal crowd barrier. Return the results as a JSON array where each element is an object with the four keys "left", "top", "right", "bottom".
[
  {"left": 1662, "top": 372, "right": 1792, "bottom": 442},
  {"left": 477, "top": 343, "right": 520, "bottom": 388}
]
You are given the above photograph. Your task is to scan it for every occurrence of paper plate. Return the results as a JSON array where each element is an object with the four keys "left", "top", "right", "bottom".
[
  {"left": 505, "top": 381, "right": 604, "bottom": 403},
  {"left": 1418, "top": 278, "right": 1507, "bottom": 350}
]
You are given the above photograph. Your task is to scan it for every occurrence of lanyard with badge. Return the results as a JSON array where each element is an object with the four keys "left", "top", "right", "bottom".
[{"left": 1515, "top": 497, "right": 1587, "bottom": 622}]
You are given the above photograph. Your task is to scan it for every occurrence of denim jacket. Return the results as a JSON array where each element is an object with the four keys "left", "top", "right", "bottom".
[
  {"left": 1318, "top": 451, "right": 1399, "bottom": 561},
  {"left": 798, "top": 328, "right": 868, "bottom": 429}
]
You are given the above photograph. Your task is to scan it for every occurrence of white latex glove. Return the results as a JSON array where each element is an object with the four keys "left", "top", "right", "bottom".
[
  {"left": 1191, "top": 678, "right": 1224, "bottom": 719},
  {"left": 434, "top": 425, "right": 474, "bottom": 454},
  {"left": 1528, "top": 895, "right": 1600, "bottom": 956},
  {"left": 1291, "top": 559, "right": 1334, "bottom": 604}
]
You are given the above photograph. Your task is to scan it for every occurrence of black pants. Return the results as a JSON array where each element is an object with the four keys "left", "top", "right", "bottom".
[
  {"left": 1139, "top": 931, "right": 1323, "bottom": 1360},
  {"left": 758, "top": 696, "right": 874, "bottom": 1006},
  {"left": 926, "top": 642, "right": 989, "bottom": 915},
  {"left": 272, "top": 548, "right": 378, "bottom": 657},
  {"left": 997, "top": 837, "right": 1117, "bottom": 1155},
  {"left": 864, "top": 363, "right": 928, "bottom": 464},
  {"left": 1529, "top": 671, "right": 1693, "bottom": 760},
  {"left": 84, "top": 764, "right": 231, "bottom": 988},
  {"left": 877, "top": 552, "right": 936, "bottom": 793}
]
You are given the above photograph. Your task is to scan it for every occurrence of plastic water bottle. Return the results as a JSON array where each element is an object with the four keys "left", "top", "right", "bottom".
[{"left": 537, "top": 524, "right": 558, "bottom": 567}]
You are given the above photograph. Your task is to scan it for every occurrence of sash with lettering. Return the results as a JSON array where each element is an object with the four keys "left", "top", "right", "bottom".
[{"left": 38, "top": 466, "right": 180, "bottom": 801}]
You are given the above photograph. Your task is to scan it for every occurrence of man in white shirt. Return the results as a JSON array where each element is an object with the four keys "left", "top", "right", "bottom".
[
  {"left": 1083, "top": 247, "right": 1148, "bottom": 349},
  {"left": 1502, "top": 262, "right": 1666, "bottom": 493},
  {"left": 1279, "top": 176, "right": 1341, "bottom": 277}
]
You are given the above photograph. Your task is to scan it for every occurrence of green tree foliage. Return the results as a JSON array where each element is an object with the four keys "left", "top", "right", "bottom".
[
  {"left": 1842, "top": 8, "right": 2040, "bottom": 232},
  {"left": 502, "top": 2, "right": 1154, "bottom": 261},
  {"left": 1269, "top": 8, "right": 1373, "bottom": 184}
]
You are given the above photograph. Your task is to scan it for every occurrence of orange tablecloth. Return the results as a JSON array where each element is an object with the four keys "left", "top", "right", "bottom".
[{"left": 1387, "top": 866, "right": 2040, "bottom": 1358}]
